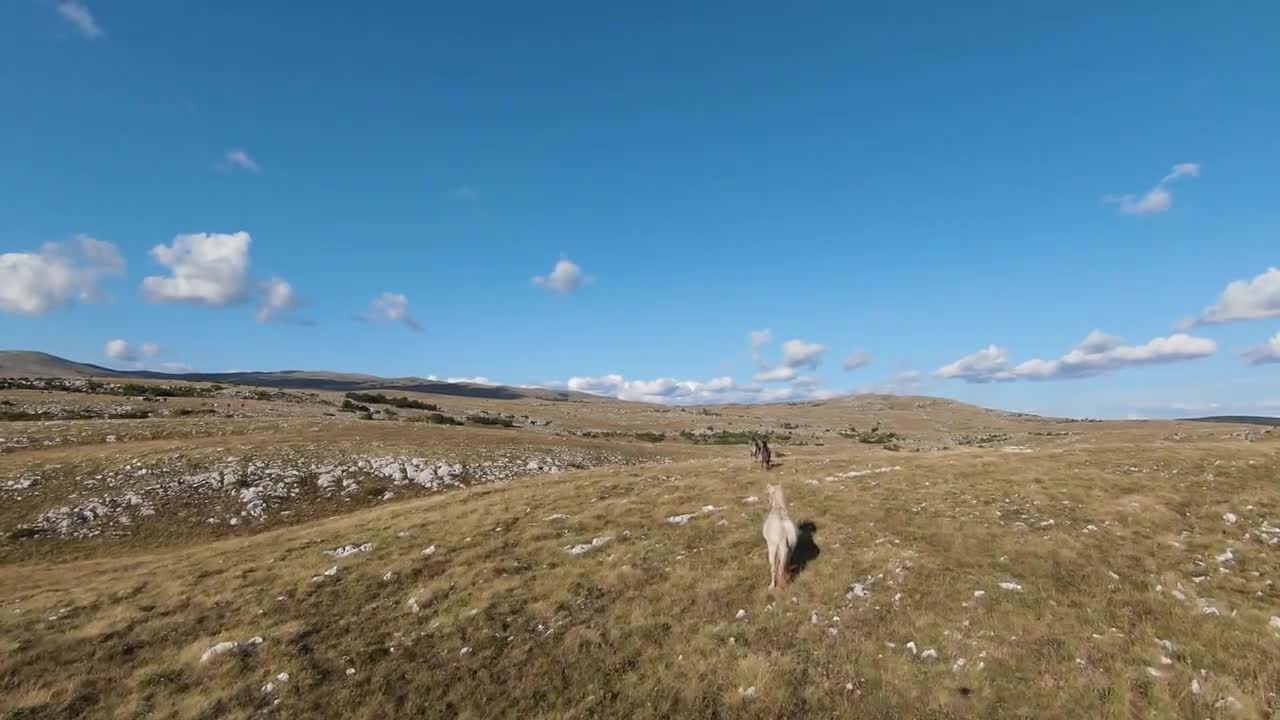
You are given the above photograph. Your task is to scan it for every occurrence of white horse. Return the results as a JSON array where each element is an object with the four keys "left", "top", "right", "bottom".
[{"left": 762, "top": 483, "right": 798, "bottom": 589}]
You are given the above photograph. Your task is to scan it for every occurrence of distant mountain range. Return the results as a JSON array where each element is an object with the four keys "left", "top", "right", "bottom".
[{"left": 0, "top": 351, "right": 592, "bottom": 403}]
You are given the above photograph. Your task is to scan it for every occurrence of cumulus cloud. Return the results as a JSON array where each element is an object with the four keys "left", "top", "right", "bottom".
[
  {"left": 934, "top": 345, "right": 1013, "bottom": 383},
  {"left": 1242, "top": 333, "right": 1280, "bottom": 365},
  {"left": 842, "top": 350, "right": 872, "bottom": 371},
  {"left": 255, "top": 276, "right": 297, "bottom": 323},
  {"left": 0, "top": 234, "right": 124, "bottom": 315},
  {"left": 1191, "top": 267, "right": 1280, "bottom": 325},
  {"left": 103, "top": 339, "right": 168, "bottom": 367},
  {"left": 532, "top": 258, "right": 585, "bottom": 294},
  {"left": 935, "top": 331, "right": 1217, "bottom": 383},
  {"left": 1106, "top": 163, "right": 1200, "bottom": 216},
  {"left": 446, "top": 376, "right": 494, "bottom": 385},
  {"left": 56, "top": 1, "right": 103, "bottom": 38},
  {"left": 221, "top": 149, "right": 259, "bottom": 173},
  {"left": 564, "top": 373, "right": 832, "bottom": 405},
  {"left": 781, "top": 339, "right": 826, "bottom": 369},
  {"left": 362, "top": 292, "right": 421, "bottom": 331},
  {"left": 749, "top": 329, "right": 772, "bottom": 349},
  {"left": 753, "top": 366, "right": 798, "bottom": 383},
  {"left": 104, "top": 339, "right": 134, "bottom": 361},
  {"left": 142, "top": 232, "right": 252, "bottom": 307}
]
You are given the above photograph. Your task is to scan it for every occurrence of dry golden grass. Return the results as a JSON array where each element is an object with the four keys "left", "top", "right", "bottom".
[{"left": 2, "top": 386, "right": 1279, "bottom": 718}]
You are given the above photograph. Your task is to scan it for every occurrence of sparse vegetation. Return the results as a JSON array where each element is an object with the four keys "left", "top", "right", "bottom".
[
  {"left": 956, "top": 431, "right": 1012, "bottom": 447},
  {"left": 344, "top": 392, "right": 440, "bottom": 412},
  {"left": 466, "top": 414, "right": 515, "bottom": 427},
  {"left": 839, "top": 422, "right": 902, "bottom": 444}
]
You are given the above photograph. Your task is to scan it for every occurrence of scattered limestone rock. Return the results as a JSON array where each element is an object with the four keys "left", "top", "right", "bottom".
[
  {"left": 421, "top": 545, "right": 437, "bottom": 557},
  {"left": 666, "top": 513, "right": 695, "bottom": 526},
  {"left": 564, "top": 536, "right": 612, "bottom": 555},
  {"left": 200, "top": 641, "right": 241, "bottom": 664},
  {"left": 1223, "top": 512, "right": 1239, "bottom": 525},
  {"left": 998, "top": 581, "right": 1023, "bottom": 592},
  {"left": 736, "top": 609, "right": 748, "bottom": 620},
  {"left": 920, "top": 649, "right": 938, "bottom": 661},
  {"left": 323, "top": 566, "right": 338, "bottom": 577},
  {"left": 324, "top": 543, "right": 373, "bottom": 558}
]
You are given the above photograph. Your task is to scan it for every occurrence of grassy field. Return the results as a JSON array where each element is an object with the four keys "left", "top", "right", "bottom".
[{"left": 2, "top": 380, "right": 1278, "bottom": 718}]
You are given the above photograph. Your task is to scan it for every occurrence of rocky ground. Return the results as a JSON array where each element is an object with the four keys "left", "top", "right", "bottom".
[{"left": 1, "top": 377, "right": 1278, "bottom": 719}]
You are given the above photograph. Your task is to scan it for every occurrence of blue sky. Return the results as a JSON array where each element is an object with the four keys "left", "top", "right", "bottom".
[{"left": 2, "top": 1, "right": 1278, "bottom": 417}]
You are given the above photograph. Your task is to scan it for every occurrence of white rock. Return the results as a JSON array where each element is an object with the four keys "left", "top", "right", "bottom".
[
  {"left": 1223, "top": 512, "right": 1239, "bottom": 524},
  {"left": 544, "top": 513, "right": 570, "bottom": 521},
  {"left": 1214, "top": 697, "right": 1243, "bottom": 712},
  {"left": 421, "top": 545, "right": 437, "bottom": 557},
  {"left": 920, "top": 649, "right": 938, "bottom": 660},
  {"left": 382, "top": 571, "right": 395, "bottom": 582},
  {"left": 998, "top": 582, "right": 1023, "bottom": 592},
  {"left": 1190, "top": 678, "right": 1202, "bottom": 695},
  {"left": 847, "top": 583, "right": 869, "bottom": 598},
  {"left": 811, "top": 611, "right": 820, "bottom": 625},
  {"left": 666, "top": 514, "right": 695, "bottom": 526},
  {"left": 323, "top": 566, "right": 338, "bottom": 577},
  {"left": 407, "top": 596, "right": 421, "bottom": 614},
  {"left": 261, "top": 682, "right": 275, "bottom": 694},
  {"left": 1107, "top": 570, "right": 1120, "bottom": 580},
  {"left": 952, "top": 658, "right": 967, "bottom": 672},
  {"left": 735, "top": 609, "right": 747, "bottom": 620},
  {"left": 738, "top": 686, "right": 757, "bottom": 698},
  {"left": 324, "top": 543, "right": 373, "bottom": 558},
  {"left": 743, "top": 496, "right": 759, "bottom": 504},
  {"left": 276, "top": 672, "right": 290, "bottom": 683},
  {"left": 460, "top": 647, "right": 472, "bottom": 656},
  {"left": 1215, "top": 548, "right": 1235, "bottom": 564},
  {"left": 1269, "top": 616, "right": 1280, "bottom": 630},
  {"left": 564, "top": 536, "right": 612, "bottom": 555},
  {"left": 906, "top": 641, "right": 917, "bottom": 655},
  {"left": 199, "top": 641, "right": 240, "bottom": 663},
  {"left": 346, "top": 668, "right": 356, "bottom": 676},
  {"left": 973, "top": 590, "right": 986, "bottom": 598},
  {"left": 1146, "top": 667, "right": 1167, "bottom": 678}
]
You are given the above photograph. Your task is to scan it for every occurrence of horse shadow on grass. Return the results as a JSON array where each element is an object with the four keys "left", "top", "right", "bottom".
[{"left": 789, "top": 521, "right": 820, "bottom": 577}]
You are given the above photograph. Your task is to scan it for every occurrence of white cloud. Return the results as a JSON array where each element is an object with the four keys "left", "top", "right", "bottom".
[
  {"left": 363, "top": 292, "right": 421, "bottom": 331},
  {"left": 749, "top": 329, "right": 772, "bottom": 349},
  {"left": 104, "top": 339, "right": 165, "bottom": 365},
  {"left": 842, "top": 350, "right": 872, "bottom": 371},
  {"left": 0, "top": 234, "right": 124, "bottom": 315},
  {"left": 1242, "top": 333, "right": 1280, "bottom": 365},
  {"left": 1192, "top": 267, "right": 1280, "bottom": 325},
  {"left": 1117, "top": 187, "right": 1171, "bottom": 216},
  {"left": 222, "top": 149, "right": 259, "bottom": 173},
  {"left": 255, "top": 276, "right": 296, "bottom": 323},
  {"left": 1107, "top": 163, "right": 1199, "bottom": 216},
  {"left": 446, "top": 376, "right": 495, "bottom": 385},
  {"left": 1074, "top": 329, "right": 1122, "bottom": 353},
  {"left": 104, "top": 339, "right": 134, "bottom": 361},
  {"left": 753, "top": 366, "right": 798, "bottom": 383},
  {"left": 56, "top": 1, "right": 103, "bottom": 38},
  {"left": 564, "top": 373, "right": 830, "bottom": 405},
  {"left": 142, "top": 231, "right": 252, "bottom": 307},
  {"left": 1162, "top": 163, "right": 1201, "bottom": 183},
  {"left": 532, "top": 258, "right": 585, "bottom": 294},
  {"left": 780, "top": 339, "right": 826, "bottom": 368},
  {"left": 934, "top": 345, "right": 1013, "bottom": 383},
  {"left": 935, "top": 331, "right": 1217, "bottom": 383}
]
